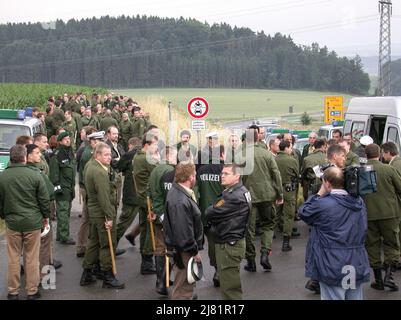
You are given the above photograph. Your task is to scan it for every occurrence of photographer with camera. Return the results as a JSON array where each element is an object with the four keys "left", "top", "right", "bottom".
[
  {"left": 299, "top": 166, "right": 370, "bottom": 300},
  {"left": 275, "top": 140, "right": 299, "bottom": 251},
  {"left": 364, "top": 143, "right": 401, "bottom": 292}
]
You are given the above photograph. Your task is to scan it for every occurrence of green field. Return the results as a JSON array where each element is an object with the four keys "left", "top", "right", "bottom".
[{"left": 117, "top": 88, "right": 355, "bottom": 121}]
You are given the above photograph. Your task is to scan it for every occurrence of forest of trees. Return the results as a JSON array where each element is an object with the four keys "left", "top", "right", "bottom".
[
  {"left": 0, "top": 15, "right": 370, "bottom": 93},
  {"left": 391, "top": 59, "right": 401, "bottom": 95}
]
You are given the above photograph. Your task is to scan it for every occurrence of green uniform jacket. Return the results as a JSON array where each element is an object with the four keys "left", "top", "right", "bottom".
[
  {"left": 346, "top": 151, "right": 360, "bottom": 167},
  {"left": 49, "top": 145, "right": 76, "bottom": 201},
  {"left": 118, "top": 147, "right": 141, "bottom": 206},
  {"left": 81, "top": 116, "right": 99, "bottom": 129},
  {"left": 149, "top": 163, "right": 175, "bottom": 216},
  {"left": 45, "top": 115, "right": 55, "bottom": 137},
  {"left": 112, "top": 110, "right": 121, "bottom": 122},
  {"left": 364, "top": 159, "right": 401, "bottom": 220},
  {"left": 241, "top": 143, "right": 283, "bottom": 203},
  {"left": 37, "top": 152, "right": 50, "bottom": 176},
  {"left": 0, "top": 163, "right": 50, "bottom": 232},
  {"left": 62, "top": 119, "right": 77, "bottom": 150},
  {"left": 133, "top": 150, "right": 157, "bottom": 205},
  {"left": 132, "top": 117, "right": 146, "bottom": 138},
  {"left": 390, "top": 156, "right": 401, "bottom": 174},
  {"left": 84, "top": 159, "right": 116, "bottom": 220},
  {"left": 100, "top": 116, "right": 119, "bottom": 132},
  {"left": 79, "top": 145, "right": 93, "bottom": 187},
  {"left": 52, "top": 108, "right": 65, "bottom": 132},
  {"left": 27, "top": 162, "right": 55, "bottom": 201},
  {"left": 120, "top": 120, "right": 134, "bottom": 142},
  {"left": 275, "top": 152, "right": 299, "bottom": 200},
  {"left": 301, "top": 149, "right": 327, "bottom": 183}
]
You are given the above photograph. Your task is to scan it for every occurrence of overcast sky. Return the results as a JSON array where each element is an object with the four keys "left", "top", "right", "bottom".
[{"left": 0, "top": 0, "right": 400, "bottom": 57}]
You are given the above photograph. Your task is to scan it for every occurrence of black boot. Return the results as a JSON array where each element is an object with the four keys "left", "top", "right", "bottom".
[
  {"left": 213, "top": 267, "right": 220, "bottom": 287},
  {"left": 260, "top": 250, "right": 272, "bottom": 271},
  {"left": 244, "top": 259, "right": 256, "bottom": 272},
  {"left": 155, "top": 256, "right": 168, "bottom": 296},
  {"left": 383, "top": 264, "right": 399, "bottom": 291},
  {"left": 102, "top": 270, "right": 125, "bottom": 289},
  {"left": 371, "top": 268, "right": 384, "bottom": 290},
  {"left": 305, "top": 279, "right": 320, "bottom": 294},
  {"left": 80, "top": 269, "right": 97, "bottom": 286},
  {"left": 282, "top": 236, "right": 292, "bottom": 252},
  {"left": 92, "top": 263, "right": 104, "bottom": 280},
  {"left": 141, "top": 254, "right": 156, "bottom": 275}
]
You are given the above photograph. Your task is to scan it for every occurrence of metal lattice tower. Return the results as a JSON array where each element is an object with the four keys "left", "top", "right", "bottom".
[{"left": 378, "top": 0, "right": 392, "bottom": 96}]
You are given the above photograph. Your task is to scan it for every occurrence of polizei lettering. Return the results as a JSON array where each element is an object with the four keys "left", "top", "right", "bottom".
[
  {"left": 199, "top": 174, "right": 220, "bottom": 182},
  {"left": 156, "top": 304, "right": 191, "bottom": 317}
]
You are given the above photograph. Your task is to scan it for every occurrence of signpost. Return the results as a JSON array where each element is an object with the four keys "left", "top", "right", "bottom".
[
  {"left": 187, "top": 97, "right": 209, "bottom": 150},
  {"left": 324, "top": 96, "right": 344, "bottom": 124}
]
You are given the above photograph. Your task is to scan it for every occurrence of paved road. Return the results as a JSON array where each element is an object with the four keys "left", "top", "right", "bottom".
[{"left": 1, "top": 193, "right": 400, "bottom": 300}]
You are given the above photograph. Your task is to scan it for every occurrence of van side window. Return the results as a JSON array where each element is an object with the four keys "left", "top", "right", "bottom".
[
  {"left": 369, "top": 116, "right": 386, "bottom": 145},
  {"left": 387, "top": 127, "right": 400, "bottom": 150},
  {"left": 351, "top": 122, "right": 365, "bottom": 141}
]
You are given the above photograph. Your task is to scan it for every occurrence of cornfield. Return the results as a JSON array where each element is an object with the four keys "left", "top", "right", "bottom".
[{"left": 0, "top": 83, "right": 107, "bottom": 110}]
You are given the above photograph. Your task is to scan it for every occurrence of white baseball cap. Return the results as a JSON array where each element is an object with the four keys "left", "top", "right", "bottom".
[
  {"left": 87, "top": 131, "right": 105, "bottom": 140},
  {"left": 360, "top": 135, "right": 374, "bottom": 146},
  {"left": 205, "top": 131, "right": 218, "bottom": 139}
]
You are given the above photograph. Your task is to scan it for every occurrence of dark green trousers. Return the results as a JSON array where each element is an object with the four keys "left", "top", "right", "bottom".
[
  {"left": 82, "top": 217, "right": 117, "bottom": 272},
  {"left": 216, "top": 238, "right": 245, "bottom": 300},
  {"left": 56, "top": 200, "right": 72, "bottom": 241},
  {"left": 116, "top": 203, "right": 139, "bottom": 242},
  {"left": 279, "top": 192, "right": 296, "bottom": 237},
  {"left": 204, "top": 228, "right": 216, "bottom": 267},
  {"left": 245, "top": 201, "right": 275, "bottom": 259},
  {"left": 365, "top": 218, "right": 400, "bottom": 268},
  {"left": 138, "top": 206, "right": 153, "bottom": 255}
]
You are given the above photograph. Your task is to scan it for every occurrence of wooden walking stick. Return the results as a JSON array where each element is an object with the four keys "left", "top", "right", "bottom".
[
  {"left": 105, "top": 218, "right": 117, "bottom": 276},
  {"left": 147, "top": 196, "right": 156, "bottom": 252},
  {"left": 166, "top": 255, "right": 170, "bottom": 288}
]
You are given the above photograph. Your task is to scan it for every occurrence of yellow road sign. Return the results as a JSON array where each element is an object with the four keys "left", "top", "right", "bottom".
[{"left": 324, "top": 96, "right": 344, "bottom": 124}]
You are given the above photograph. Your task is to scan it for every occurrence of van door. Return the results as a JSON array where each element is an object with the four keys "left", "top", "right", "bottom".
[
  {"left": 383, "top": 117, "right": 401, "bottom": 150},
  {"left": 368, "top": 116, "right": 387, "bottom": 145}
]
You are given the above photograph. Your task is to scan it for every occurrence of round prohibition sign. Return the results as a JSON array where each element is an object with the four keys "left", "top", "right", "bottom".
[{"left": 187, "top": 97, "right": 209, "bottom": 119}]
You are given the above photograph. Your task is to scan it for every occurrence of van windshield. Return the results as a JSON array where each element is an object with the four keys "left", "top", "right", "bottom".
[{"left": 0, "top": 125, "right": 30, "bottom": 150}]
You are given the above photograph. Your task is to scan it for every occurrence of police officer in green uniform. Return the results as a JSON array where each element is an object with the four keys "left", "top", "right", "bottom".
[
  {"left": 132, "top": 107, "right": 146, "bottom": 139},
  {"left": 49, "top": 132, "right": 76, "bottom": 245},
  {"left": 149, "top": 146, "right": 177, "bottom": 296},
  {"left": 81, "top": 107, "right": 99, "bottom": 129},
  {"left": 206, "top": 163, "right": 251, "bottom": 300},
  {"left": 76, "top": 130, "right": 104, "bottom": 257},
  {"left": 365, "top": 143, "right": 401, "bottom": 291},
  {"left": 382, "top": 141, "right": 401, "bottom": 269},
  {"left": 339, "top": 139, "right": 359, "bottom": 167},
  {"left": 62, "top": 110, "right": 78, "bottom": 153},
  {"left": 241, "top": 128, "right": 283, "bottom": 272},
  {"left": 80, "top": 142, "right": 125, "bottom": 289},
  {"left": 301, "top": 139, "right": 327, "bottom": 197},
  {"left": 99, "top": 110, "right": 119, "bottom": 132},
  {"left": 196, "top": 145, "right": 225, "bottom": 287},
  {"left": 275, "top": 140, "right": 299, "bottom": 251},
  {"left": 133, "top": 133, "right": 159, "bottom": 274},
  {"left": 115, "top": 137, "right": 142, "bottom": 245},
  {"left": 119, "top": 112, "right": 134, "bottom": 151}
]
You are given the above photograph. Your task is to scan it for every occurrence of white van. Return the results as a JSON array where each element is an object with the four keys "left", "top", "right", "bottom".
[{"left": 343, "top": 97, "right": 401, "bottom": 148}]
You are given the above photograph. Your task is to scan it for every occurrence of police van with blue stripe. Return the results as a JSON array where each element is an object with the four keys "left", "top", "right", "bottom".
[{"left": 0, "top": 109, "right": 42, "bottom": 171}]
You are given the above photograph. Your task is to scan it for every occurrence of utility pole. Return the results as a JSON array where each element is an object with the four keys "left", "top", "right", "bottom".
[{"left": 378, "top": 0, "right": 392, "bottom": 96}]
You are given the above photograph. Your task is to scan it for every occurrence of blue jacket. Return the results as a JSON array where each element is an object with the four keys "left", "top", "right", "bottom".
[{"left": 299, "top": 191, "right": 370, "bottom": 287}]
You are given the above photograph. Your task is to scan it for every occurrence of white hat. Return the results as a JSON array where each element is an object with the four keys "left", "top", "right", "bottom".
[
  {"left": 360, "top": 135, "right": 374, "bottom": 146},
  {"left": 187, "top": 256, "right": 204, "bottom": 284},
  {"left": 87, "top": 131, "right": 105, "bottom": 140},
  {"left": 205, "top": 131, "right": 218, "bottom": 138},
  {"left": 41, "top": 224, "right": 50, "bottom": 238}
]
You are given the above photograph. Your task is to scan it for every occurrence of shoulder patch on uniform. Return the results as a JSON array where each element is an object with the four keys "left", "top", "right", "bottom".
[
  {"left": 244, "top": 191, "right": 252, "bottom": 203},
  {"left": 214, "top": 199, "right": 225, "bottom": 208}
]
